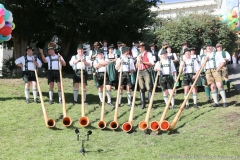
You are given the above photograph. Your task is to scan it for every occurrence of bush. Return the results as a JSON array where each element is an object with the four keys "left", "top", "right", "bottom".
[{"left": 2, "top": 56, "right": 17, "bottom": 76}]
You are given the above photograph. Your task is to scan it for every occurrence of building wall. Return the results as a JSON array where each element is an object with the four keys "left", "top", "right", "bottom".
[
  {"left": 0, "top": 45, "right": 13, "bottom": 76},
  {"left": 151, "top": 0, "right": 218, "bottom": 18}
]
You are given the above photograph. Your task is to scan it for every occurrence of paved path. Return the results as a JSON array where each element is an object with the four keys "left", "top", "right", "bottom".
[{"left": 228, "top": 64, "right": 240, "bottom": 91}]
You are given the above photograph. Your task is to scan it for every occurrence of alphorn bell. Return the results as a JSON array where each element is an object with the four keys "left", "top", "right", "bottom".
[
  {"left": 168, "top": 57, "right": 208, "bottom": 131},
  {"left": 122, "top": 65, "right": 140, "bottom": 132},
  {"left": 34, "top": 58, "right": 55, "bottom": 128},
  {"left": 139, "top": 71, "right": 160, "bottom": 131},
  {"left": 150, "top": 64, "right": 183, "bottom": 131},
  {"left": 58, "top": 57, "right": 72, "bottom": 127},
  {"left": 98, "top": 65, "right": 107, "bottom": 129},
  {"left": 79, "top": 59, "right": 89, "bottom": 127},
  {"left": 109, "top": 63, "right": 123, "bottom": 130}
]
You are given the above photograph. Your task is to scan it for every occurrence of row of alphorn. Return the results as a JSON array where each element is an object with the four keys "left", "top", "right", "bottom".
[{"left": 36, "top": 57, "right": 208, "bottom": 132}]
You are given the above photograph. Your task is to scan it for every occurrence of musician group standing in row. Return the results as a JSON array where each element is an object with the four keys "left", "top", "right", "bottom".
[{"left": 15, "top": 40, "right": 231, "bottom": 109}]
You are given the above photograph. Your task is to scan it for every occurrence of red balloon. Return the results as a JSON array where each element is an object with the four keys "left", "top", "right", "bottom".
[
  {"left": 0, "top": 26, "right": 12, "bottom": 36},
  {"left": 0, "top": 16, "right": 3, "bottom": 24}
]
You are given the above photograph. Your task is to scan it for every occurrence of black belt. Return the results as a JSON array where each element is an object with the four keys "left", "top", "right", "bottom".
[
  {"left": 162, "top": 75, "right": 170, "bottom": 76},
  {"left": 206, "top": 68, "right": 216, "bottom": 71},
  {"left": 76, "top": 69, "right": 85, "bottom": 71}
]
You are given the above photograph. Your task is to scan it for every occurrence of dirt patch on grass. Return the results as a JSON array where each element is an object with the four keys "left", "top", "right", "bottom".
[{"left": 221, "top": 112, "right": 240, "bottom": 130}]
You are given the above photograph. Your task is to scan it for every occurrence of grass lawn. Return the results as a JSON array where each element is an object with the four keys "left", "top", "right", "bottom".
[{"left": 1, "top": 76, "right": 240, "bottom": 160}]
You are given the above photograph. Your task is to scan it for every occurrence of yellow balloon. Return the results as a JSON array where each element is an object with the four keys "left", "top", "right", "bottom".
[
  {"left": 12, "top": 22, "right": 15, "bottom": 30},
  {"left": 231, "top": 24, "right": 236, "bottom": 30},
  {"left": 228, "top": 14, "right": 233, "bottom": 21}
]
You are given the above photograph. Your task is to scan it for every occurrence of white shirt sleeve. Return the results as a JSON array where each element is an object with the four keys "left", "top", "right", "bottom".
[
  {"left": 173, "top": 53, "right": 178, "bottom": 60},
  {"left": 69, "top": 56, "right": 75, "bottom": 67},
  {"left": 85, "top": 56, "right": 92, "bottom": 67},
  {"left": 129, "top": 59, "right": 135, "bottom": 71},
  {"left": 225, "top": 51, "right": 231, "bottom": 61},
  {"left": 37, "top": 58, "right": 42, "bottom": 68},
  {"left": 147, "top": 52, "right": 154, "bottom": 65},
  {"left": 170, "top": 60, "right": 176, "bottom": 74},
  {"left": 15, "top": 56, "right": 24, "bottom": 65},
  {"left": 131, "top": 47, "right": 138, "bottom": 58},
  {"left": 154, "top": 61, "right": 160, "bottom": 71},
  {"left": 194, "top": 60, "right": 200, "bottom": 72}
]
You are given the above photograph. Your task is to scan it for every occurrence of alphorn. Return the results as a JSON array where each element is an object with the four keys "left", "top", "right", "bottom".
[
  {"left": 109, "top": 63, "right": 123, "bottom": 130},
  {"left": 122, "top": 67, "right": 140, "bottom": 132},
  {"left": 150, "top": 65, "right": 183, "bottom": 131},
  {"left": 58, "top": 58, "right": 72, "bottom": 127},
  {"left": 79, "top": 60, "right": 89, "bottom": 127},
  {"left": 98, "top": 66, "right": 107, "bottom": 129},
  {"left": 139, "top": 70, "right": 160, "bottom": 131},
  {"left": 168, "top": 57, "right": 208, "bottom": 131},
  {"left": 34, "top": 60, "right": 55, "bottom": 128}
]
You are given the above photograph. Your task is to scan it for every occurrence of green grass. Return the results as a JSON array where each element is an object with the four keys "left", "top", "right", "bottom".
[{"left": 1, "top": 76, "right": 240, "bottom": 160}]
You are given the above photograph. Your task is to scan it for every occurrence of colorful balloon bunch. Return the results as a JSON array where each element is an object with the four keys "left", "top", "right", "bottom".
[
  {"left": 0, "top": 3, "right": 15, "bottom": 43},
  {"left": 218, "top": 10, "right": 239, "bottom": 31}
]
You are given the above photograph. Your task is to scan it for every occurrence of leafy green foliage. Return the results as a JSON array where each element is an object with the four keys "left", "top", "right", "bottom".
[
  {"left": 2, "top": 0, "right": 161, "bottom": 57},
  {"left": 154, "top": 13, "right": 237, "bottom": 53},
  {"left": 1, "top": 56, "right": 17, "bottom": 76}
]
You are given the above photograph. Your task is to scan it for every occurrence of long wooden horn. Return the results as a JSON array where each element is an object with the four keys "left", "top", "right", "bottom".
[
  {"left": 58, "top": 58, "right": 72, "bottom": 127},
  {"left": 122, "top": 67, "right": 140, "bottom": 132},
  {"left": 168, "top": 57, "right": 208, "bottom": 131},
  {"left": 98, "top": 65, "right": 107, "bottom": 129},
  {"left": 150, "top": 65, "right": 183, "bottom": 131},
  {"left": 79, "top": 59, "right": 89, "bottom": 127},
  {"left": 109, "top": 63, "right": 123, "bottom": 130},
  {"left": 139, "top": 70, "right": 159, "bottom": 131},
  {"left": 34, "top": 61, "right": 55, "bottom": 128}
]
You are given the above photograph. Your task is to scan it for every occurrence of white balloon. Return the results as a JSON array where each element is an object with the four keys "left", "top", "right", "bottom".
[
  {"left": 6, "top": 34, "right": 12, "bottom": 41},
  {"left": 0, "top": 20, "right": 5, "bottom": 29}
]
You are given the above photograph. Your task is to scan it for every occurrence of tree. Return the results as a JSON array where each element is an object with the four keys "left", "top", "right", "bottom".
[
  {"left": 2, "top": 0, "right": 162, "bottom": 58},
  {"left": 154, "top": 13, "right": 237, "bottom": 53}
]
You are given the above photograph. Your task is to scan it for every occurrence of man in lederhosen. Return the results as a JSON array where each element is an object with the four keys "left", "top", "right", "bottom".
[
  {"left": 93, "top": 49, "right": 113, "bottom": 106},
  {"left": 15, "top": 46, "right": 42, "bottom": 104},
  {"left": 40, "top": 42, "right": 66, "bottom": 104},
  {"left": 200, "top": 46, "right": 212, "bottom": 103},
  {"left": 180, "top": 48, "right": 200, "bottom": 109},
  {"left": 149, "top": 43, "right": 159, "bottom": 63},
  {"left": 102, "top": 40, "right": 108, "bottom": 58},
  {"left": 158, "top": 41, "right": 168, "bottom": 60},
  {"left": 115, "top": 41, "right": 123, "bottom": 58},
  {"left": 136, "top": 42, "right": 154, "bottom": 109},
  {"left": 216, "top": 43, "right": 231, "bottom": 93},
  {"left": 69, "top": 44, "right": 91, "bottom": 105},
  {"left": 155, "top": 49, "right": 176, "bottom": 109},
  {"left": 201, "top": 43, "right": 227, "bottom": 107},
  {"left": 89, "top": 42, "right": 100, "bottom": 88},
  {"left": 115, "top": 46, "right": 135, "bottom": 107}
]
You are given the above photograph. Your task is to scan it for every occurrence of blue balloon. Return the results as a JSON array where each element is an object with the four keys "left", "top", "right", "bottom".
[
  {"left": 4, "top": 9, "right": 10, "bottom": 20},
  {"left": 0, "top": 34, "right": 10, "bottom": 41},
  {"left": 0, "top": 4, "right": 5, "bottom": 9}
]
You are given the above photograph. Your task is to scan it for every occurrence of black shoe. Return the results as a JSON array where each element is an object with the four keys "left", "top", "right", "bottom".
[
  {"left": 185, "top": 105, "right": 189, "bottom": 109},
  {"left": 212, "top": 103, "right": 219, "bottom": 107},
  {"left": 206, "top": 97, "right": 212, "bottom": 103},
  {"left": 34, "top": 99, "right": 38, "bottom": 104},
  {"left": 73, "top": 101, "right": 77, "bottom": 105},
  {"left": 141, "top": 104, "right": 146, "bottom": 109},
  {"left": 223, "top": 103, "right": 228, "bottom": 108},
  {"left": 99, "top": 102, "right": 102, "bottom": 106},
  {"left": 84, "top": 101, "right": 88, "bottom": 105},
  {"left": 59, "top": 100, "right": 62, "bottom": 104},
  {"left": 127, "top": 103, "right": 132, "bottom": 107},
  {"left": 26, "top": 99, "right": 30, "bottom": 104},
  {"left": 194, "top": 104, "right": 198, "bottom": 109},
  {"left": 49, "top": 100, "right": 53, "bottom": 104},
  {"left": 107, "top": 102, "right": 114, "bottom": 106}
]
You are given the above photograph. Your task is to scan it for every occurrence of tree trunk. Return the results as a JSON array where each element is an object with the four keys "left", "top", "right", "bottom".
[
  {"left": 60, "top": 30, "right": 74, "bottom": 57},
  {"left": 12, "top": 33, "right": 28, "bottom": 59}
]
